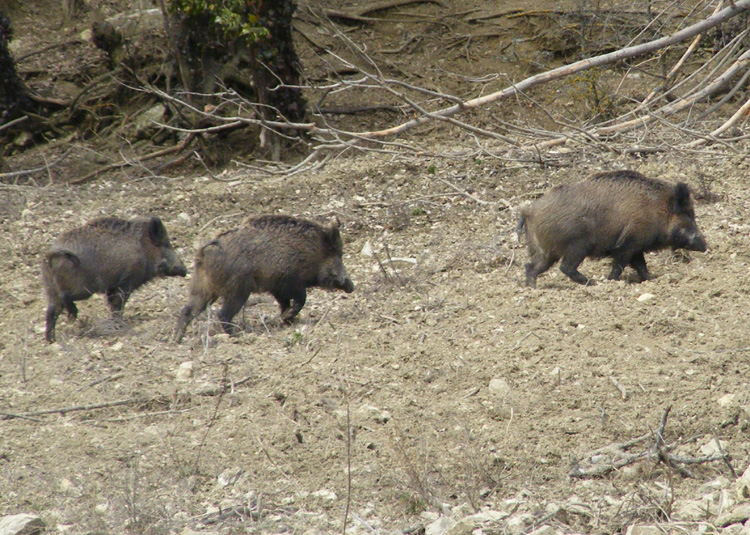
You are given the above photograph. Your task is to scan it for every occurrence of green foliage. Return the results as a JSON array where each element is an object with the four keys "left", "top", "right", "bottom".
[
  {"left": 166, "top": 0, "right": 269, "bottom": 45},
  {"left": 286, "top": 331, "right": 304, "bottom": 346},
  {"left": 426, "top": 164, "right": 436, "bottom": 174}
]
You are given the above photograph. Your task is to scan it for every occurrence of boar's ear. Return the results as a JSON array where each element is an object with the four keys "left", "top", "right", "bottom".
[
  {"left": 672, "top": 183, "right": 692, "bottom": 214},
  {"left": 148, "top": 216, "right": 168, "bottom": 245},
  {"left": 325, "top": 223, "right": 344, "bottom": 250}
]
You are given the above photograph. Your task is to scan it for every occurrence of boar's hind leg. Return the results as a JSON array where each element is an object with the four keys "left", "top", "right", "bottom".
[
  {"left": 559, "top": 248, "right": 592, "bottom": 285},
  {"left": 217, "top": 293, "right": 250, "bottom": 336},
  {"left": 45, "top": 303, "right": 63, "bottom": 342},
  {"left": 276, "top": 286, "right": 307, "bottom": 324},
  {"left": 174, "top": 295, "right": 211, "bottom": 343},
  {"left": 524, "top": 253, "right": 557, "bottom": 288},
  {"left": 608, "top": 257, "right": 627, "bottom": 281}
]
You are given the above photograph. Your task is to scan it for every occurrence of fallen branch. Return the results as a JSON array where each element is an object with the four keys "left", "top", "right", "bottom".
[
  {"left": 570, "top": 407, "right": 734, "bottom": 479},
  {"left": 354, "top": 0, "right": 750, "bottom": 139},
  {"left": 0, "top": 375, "right": 253, "bottom": 421},
  {"left": 69, "top": 132, "right": 197, "bottom": 184},
  {"left": 314, "top": 0, "right": 447, "bottom": 22}
]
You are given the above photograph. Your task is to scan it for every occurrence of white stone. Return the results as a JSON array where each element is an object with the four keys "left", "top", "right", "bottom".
[
  {"left": 700, "top": 439, "right": 729, "bottom": 457},
  {"left": 312, "top": 489, "right": 337, "bottom": 500},
  {"left": 489, "top": 377, "right": 511, "bottom": 398},
  {"left": 426, "top": 516, "right": 456, "bottom": 535},
  {"left": 625, "top": 526, "right": 665, "bottom": 535},
  {"left": 446, "top": 520, "right": 474, "bottom": 535},
  {"left": 217, "top": 467, "right": 243, "bottom": 488},
  {"left": 360, "top": 241, "right": 374, "bottom": 257},
  {"left": 178, "top": 212, "right": 193, "bottom": 226},
  {"left": 106, "top": 8, "right": 164, "bottom": 35},
  {"left": 717, "top": 504, "right": 750, "bottom": 527},
  {"left": 675, "top": 498, "right": 713, "bottom": 521},
  {"left": 175, "top": 361, "right": 194, "bottom": 381},
  {"left": 506, "top": 514, "right": 534, "bottom": 534},
  {"left": 527, "top": 526, "right": 557, "bottom": 535},
  {"left": 0, "top": 514, "right": 45, "bottom": 535},
  {"left": 637, "top": 293, "right": 655, "bottom": 302},
  {"left": 357, "top": 404, "right": 391, "bottom": 424},
  {"left": 736, "top": 465, "right": 750, "bottom": 501}
]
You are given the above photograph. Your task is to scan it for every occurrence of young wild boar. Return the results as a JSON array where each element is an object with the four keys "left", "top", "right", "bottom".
[
  {"left": 173, "top": 215, "right": 355, "bottom": 343},
  {"left": 42, "top": 216, "right": 188, "bottom": 342},
  {"left": 517, "top": 170, "right": 708, "bottom": 287}
]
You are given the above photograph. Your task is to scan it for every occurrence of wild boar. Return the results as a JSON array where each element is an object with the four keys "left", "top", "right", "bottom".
[
  {"left": 517, "top": 170, "right": 708, "bottom": 287},
  {"left": 173, "top": 215, "right": 355, "bottom": 343},
  {"left": 42, "top": 216, "right": 187, "bottom": 342}
]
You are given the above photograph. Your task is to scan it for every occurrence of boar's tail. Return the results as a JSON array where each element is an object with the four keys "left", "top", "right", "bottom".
[
  {"left": 195, "top": 239, "right": 222, "bottom": 266},
  {"left": 515, "top": 211, "right": 528, "bottom": 242},
  {"left": 198, "top": 240, "right": 222, "bottom": 254},
  {"left": 47, "top": 249, "right": 81, "bottom": 268}
]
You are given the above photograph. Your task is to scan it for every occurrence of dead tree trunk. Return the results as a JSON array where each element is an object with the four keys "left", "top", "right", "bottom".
[
  {"left": 252, "top": 0, "right": 306, "bottom": 125},
  {"left": 162, "top": 0, "right": 307, "bottom": 140},
  {"left": 0, "top": 10, "right": 31, "bottom": 126}
]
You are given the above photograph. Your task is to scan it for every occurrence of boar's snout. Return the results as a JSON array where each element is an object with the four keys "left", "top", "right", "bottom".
[
  {"left": 159, "top": 249, "right": 188, "bottom": 277},
  {"left": 689, "top": 232, "right": 708, "bottom": 253},
  {"left": 341, "top": 277, "right": 355, "bottom": 293},
  {"left": 671, "top": 224, "right": 708, "bottom": 253},
  {"left": 322, "top": 257, "right": 355, "bottom": 293}
]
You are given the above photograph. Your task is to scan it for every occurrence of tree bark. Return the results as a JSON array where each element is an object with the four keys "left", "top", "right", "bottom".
[
  {"left": 253, "top": 0, "right": 306, "bottom": 125},
  {"left": 161, "top": 0, "right": 307, "bottom": 125},
  {"left": 0, "top": 10, "right": 32, "bottom": 126}
]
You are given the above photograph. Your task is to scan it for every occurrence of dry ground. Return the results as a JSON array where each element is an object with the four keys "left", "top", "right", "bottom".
[{"left": 2, "top": 1, "right": 750, "bottom": 534}]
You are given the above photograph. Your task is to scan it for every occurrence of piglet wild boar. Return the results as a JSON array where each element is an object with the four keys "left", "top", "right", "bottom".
[
  {"left": 173, "top": 215, "right": 355, "bottom": 343},
  {"left": 42, "top": 216, "right": 187, "bottom": 342},
  {"left": 517, "top": 170, "right": 708, "bottom": 287}
]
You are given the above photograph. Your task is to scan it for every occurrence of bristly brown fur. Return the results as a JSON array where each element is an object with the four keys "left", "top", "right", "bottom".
[
  {"left": 518, "top": 170, "right": 707, "bottom": 287},
  {"left": 42, "top": 216, "right": 186, "bottom": 342},
  {"left": 174, "top": 215, "right": 354, "bottom": 343}
]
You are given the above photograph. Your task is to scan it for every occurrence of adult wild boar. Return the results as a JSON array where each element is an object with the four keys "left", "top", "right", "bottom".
[
  {"left": 517, "top": 170, "right": 707, "bottom": 287},
  {"left": 42, "top": 216, "right": 187, "bottom": 342},
  {"left": 173, "top": 215, "right": 355, "bottom": 343}
]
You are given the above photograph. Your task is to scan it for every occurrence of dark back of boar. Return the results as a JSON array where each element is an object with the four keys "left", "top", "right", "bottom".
[
  {"left": 174, "top": 215, "right": 355, "bottom": 342},
  {"left": 517, "top": 170, "right": 707, "bottom": 287},
  {"left": 42, "top": 216, "right": 187, "bottom": 342}
]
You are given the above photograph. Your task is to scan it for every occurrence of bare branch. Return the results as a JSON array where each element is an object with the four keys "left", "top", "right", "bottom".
[{"left": 356, "top": 0, "right": 750, "bottom": 139}]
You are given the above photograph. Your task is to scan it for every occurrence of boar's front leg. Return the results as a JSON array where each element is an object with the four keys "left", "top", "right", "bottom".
[
  {"left": 609, "top": 251, "right": 650, "bottom": 282},
  {"left": 629, "top": 253, "right": 650, "bottom": 282},
  {"left": 276, "top": 285, "right": 307, "bottom": 324},
  {"left": 106, "top": 287, "right": 131, "bottom": 316}
]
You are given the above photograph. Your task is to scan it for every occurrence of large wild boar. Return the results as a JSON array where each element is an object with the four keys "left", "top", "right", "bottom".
[
  {"left": 173, "top": 215, "right": 355, "bottom": 343},
  {"left": 517, "top": 170, "right": 707, "bottom": 287},
  {"left": 42, "top": 216, "right": 188, "bottom": 342}
]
